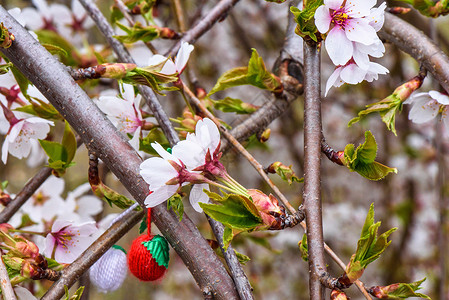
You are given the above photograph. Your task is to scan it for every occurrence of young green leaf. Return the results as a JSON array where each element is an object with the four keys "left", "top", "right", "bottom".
[
  {"left": 142, "top": 235, "right": 170, "bottom": 268},
  {"left": 290, "top": 0, "right": 324, "bottom": 42},
  {"left": 398, "top": 0, "right": 449, "bottom": 17},
  {"left": 208, "top": 49, "right": 282, "bottom": 95},
  {"left": 62, "top": 121, "right": 77, "bottom": 165},
  {"left": 140, "top": 128, "right": 170, "bottom": 155},
  {"left": 267, "top": 161, "right": 304, "bottom": 185},
  {"left": 298, "top": 233, "right": 308, "bottom": 262},
  {"left": 36, "top": 30, "right": 77, "bottom": 66},
  {"left": 343, "top": 131, "right": 397, "bottom": 180},
  {"left": 114, "top": 22, "right": 159, "bottom": 44},
  {"left": 348, "top": 73, "right": 425, "bottom": 135},
  {"left": 167, "top": 193, "right": 184, "bottom": 221},
  {"left": 10, "top": 65, "right": 30, "bottom": 98},
  {"left": 368, "top": 278, "right": 431, "bottom": 299},
  {"left": 345, "top": 203, "right": 397, "bottom": 283},
  {"left": 0, "top": 62, "right": 12, "bottom": 74},
  {"left": 15, "top": 97, "right": 63, "bottom": 120},
  {"left": 212, "top": 97, "right": 259, "bottom": 114}
]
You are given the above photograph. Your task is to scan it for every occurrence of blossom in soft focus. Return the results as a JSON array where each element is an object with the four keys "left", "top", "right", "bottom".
[
  {"left": 147, "top": 42, "right": 194, "bottom": 75},
  {"left": 60, "top": 183, "right": 103, "bottom": 223},
  {"left": 314, "top": 0, "right": 384, "bottom": 66},
  {"left": 21, "top": 0, "right": 71, "bottom": 33},
  {"left": 90, "top": 246, "right": 128, "bottom": 293},
  {"left": 404, "top": 91, "right": 449, "bottom": 131},
  {"left": 325, "top": 60, "right": 389, "bottom": 96},
  {"left": 96, "top": 84, "right": 144, "bottom": 150},
  {"left": 20, "top": 176, "right": 65, "bottom": 224},
  {"left": 1, "top": 111, "right": 54, "bottom": 164},
  {"left": 44, "top": 220, "right": 97, "bottom": 264}
]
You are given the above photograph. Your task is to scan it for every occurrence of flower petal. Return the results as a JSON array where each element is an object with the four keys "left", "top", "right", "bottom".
[
  {"left": 325, "top": 27, "right": 353, "bottom": 66},
  {"left": 340, "top": 63, "right": 367, "bottom": 84},
  {"left": 314, "top": 6, "right": 332, "bottom": 33},
  {"left": 175, "top": 42, "right": 194, "bottom": 74},
  {"left": 189, "top": 183, "right": 210, "bottom": 213},
  {"left": 324, "top": 0, "right": 344, "bottom": 10},
  {"left": 408, "top": 98, "right": 439, "bottom": 124},
  {"left": 325, "top": 67, "right": 343, "bottom": 96},
  {"left": 345, "top": 18, "right": 378, "bottom": 45},
  {"left": 429, "top": 90, "right": 449, "bottom": 105},
  {"left": 151, "top": 142, "right": 181, "bottom": 164},
  {"left": 140, "top": 157, "right": 178, "bottom": 187},
  {"left": 144, "top": 185, "right": 178, "bottom": 207}
]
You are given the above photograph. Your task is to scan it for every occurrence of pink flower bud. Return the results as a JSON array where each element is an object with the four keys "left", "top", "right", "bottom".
[
  {"left": 15, "top": 240, "right": 40, "bottom": 259},
  {"left": 248, "top": 189, "right": 286, "bottom": 229}
]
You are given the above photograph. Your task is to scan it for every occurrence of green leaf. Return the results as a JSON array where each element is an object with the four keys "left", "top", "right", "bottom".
[
  {"left": 298, "top": 233, "right": 308, "bottom": 262},
  {"left": 42, "top": 43, "right": 68, "bottom": 57},
  {"left": 123, "top": 66, "right": 178, "bottom": 95},
  {"left": 64, "top": 286, "right": 84, "bottom": 300},
  {"left": 343, "top": 131, "right": 397, "bottom": 180},
  {"left": 36, "top": 30, "right": 77, "bottom": 66},
  {"left": 93, "top": 182, "right": 137, "bottom": 209},
  {"left": 114, "top": 22, "right": 159, "bottom": 44},
  {"left": 0, "top": 181, "right": 7, "bottom": 190},
  {"left": 142, "top": 235, "right": 170, "bottom": 268},
  {"left": 267, "top": 161, "right": 303, "bottom": 185},
  {"left": 139, "top": 214, "right": 147, "bottom": 234},
  {"left": 14, "top": 97, "right": 63, "bottom": 120},
  {"left": 0, "top": 62, "right": 12, "bottom": 74},
  {"left": 398, "top": 0, "right": 449, "bottom": 17},
  {"left": 140, "top": 128, "right": 170, "bottom": 155},
  {"left": 167, "top": 193, "right": 184, "bottom": 221},
  {"left": 223, "top": 226, "right": 234, "bottom": 249},
  {"left": 10, "top": 65, "right": 29, "bottom": 98},
  {"left": 290, "top": 0, "right": 324, "bottom": 42},
  {"left": 62, "top": 121, "right": 77, "bottom": 165},
  {"left": 39, "top": 124, "right": 77, "bottom": 176},
  {"left": 208, "top": 67, "right": 250, "bottom": 95},
  {"left": 208, "top": 49, "right": 282, "bottom": 95},
  {"left": 369, "top": 278, "right": 431, "bottom": 299},
  {"left": 212, "top": 97, "right": 258, "bottom": 114},
  {"left": 346, "top": 203, "right": 397, "bottom": 283}
]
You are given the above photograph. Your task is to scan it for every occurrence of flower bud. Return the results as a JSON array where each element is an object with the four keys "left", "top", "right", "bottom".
[
  {"left": 0, "top": 223, "right": 14, "bottom": 234},
  {"left": 15, "top": 240, "right": 40, "bottom": 259},
  {"left": 102, "top": 63, "right": 137, "bottom": 79},
  {"left": 0, "top": 192, "right": 11, "bottom": 206},
  {"left": 330, "top": 289, "right": 349, "bottom": 300},
  {"left": 248, "top": 189, "right": 285, "bottom": 229},
  {"left": 21, "top": 261, "right": 43, "bottom": 280},
  {"left": 368, "top": 284, "right": 400, "bottom": 298},
  {"left": 3, "top": 256, "right": 23, "bottom": 270},
  {"left": 257, "top": 128, "right": 271, "bottom": 143}
]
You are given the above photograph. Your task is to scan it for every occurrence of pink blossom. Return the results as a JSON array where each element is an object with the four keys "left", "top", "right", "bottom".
[{"left": 44, "top": 220, "right": 97, "bottom": 264}]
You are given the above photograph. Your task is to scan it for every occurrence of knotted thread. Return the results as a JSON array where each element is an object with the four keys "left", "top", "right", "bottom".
[{"left": 127, "top": 208, "right": 167, "bottom": 281}]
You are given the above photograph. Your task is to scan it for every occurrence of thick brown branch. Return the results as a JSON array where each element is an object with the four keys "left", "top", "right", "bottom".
[
  {"left": 303, "top": 40, "right": 326, "bottom": 299},
  {"left": 379, "top": 13, "right": 449, "bottom": 93},
  {"left": 0, "top": 7, "right": 238, "bottom": 299},
  {"left": 78, "top": 0, "right": 178, "bottom": 145}
]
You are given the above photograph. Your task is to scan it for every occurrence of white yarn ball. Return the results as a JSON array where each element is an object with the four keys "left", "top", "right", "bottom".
[{"left": 90, "top": 246, "right": 128, "bottom": 293}]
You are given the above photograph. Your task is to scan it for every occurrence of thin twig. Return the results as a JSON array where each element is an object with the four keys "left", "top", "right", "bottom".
[
  {"left": 172, "top": 0, "right": 187, "bottom": 32},
  {"left": 303, "top": 39, "right": 325, "bottom": 299},
  {"left": 0, "top": 256, "right": 16, "bottom": 300},
  {"left": 166, "top": 0, "right": 241, "bottom": 56},
  {"left": 183, "top": 84, "right": 296, "bottom": 214},
  {"left": 207, "top": 216, "right": 254, "bottom": 300},
  {"left": 0, "top": 137, "right": 82, "bottom": 223},
  {"left": 114, "top": 0, "right": 158, "bottom": 53},
  {"left": 0, "top": 7, "right": 238, "bottom": 299},
  {"left": 0, "top": 167, "right": 52, "bottom": 223},
  {"left": 379, "top": 13, "right": 449, "bottom": 94},
  {"left": 78, "top": 0, "right": 177, "bottom": 144}
]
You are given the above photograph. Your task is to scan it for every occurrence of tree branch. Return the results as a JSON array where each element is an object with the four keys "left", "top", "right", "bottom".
[
  {"left": 379, "top": 13, "right": 449, "bottom": 94},
  {"left": 0, "top": 7, "right": 238, "bottom": 299},
  {"left": 166, "top": 0, "right": 241, "bottom": 56},
  {"left": 303, "top": 40, "right": 326, "bottom": 299}
]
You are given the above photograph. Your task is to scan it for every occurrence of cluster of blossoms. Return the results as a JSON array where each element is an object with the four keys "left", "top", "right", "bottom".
[
  {"left": 140, "top": 118, "right": 224, "bottom": 212},
  {"left": 5, "top": 176, "right": 104, "bottom": 264},
  {"left": 314, "top": 0, "right": 389, "bottom": 95}
]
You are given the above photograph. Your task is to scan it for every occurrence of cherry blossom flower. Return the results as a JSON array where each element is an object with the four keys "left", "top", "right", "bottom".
[
  {"left": 44, "top": 220, "right": 98, "bottom": 264},
  {"left": 147, "top": 42, "right": 194, "bottom": 75},
  {"left": 21, "top": 0, "right": 71, "bottom": 33},
  {"left": 315, "top": 0, "right": 385, "bottom": 66},
  {"left": 60, "top": 183, "right": 103, "bottom": 223},
  {"left": 404, "top": 91, "right": 449, "bottom": 131},
  {"left": 20, "top": 176, "right": 65, "bottom": 224},
  {"left": 140, "top": 142, "right": 207, "bottom": 210},
  {"left": 325, "top": 60, "right": 389, "bottom": 96},
  {"left": 1, "top": 111, "right": 54, "bottom": 164}
]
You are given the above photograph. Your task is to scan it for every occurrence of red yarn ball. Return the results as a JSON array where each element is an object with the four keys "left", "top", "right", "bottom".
[{"left": 128, "top": 235, "right": 167, "bottom": 281}]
